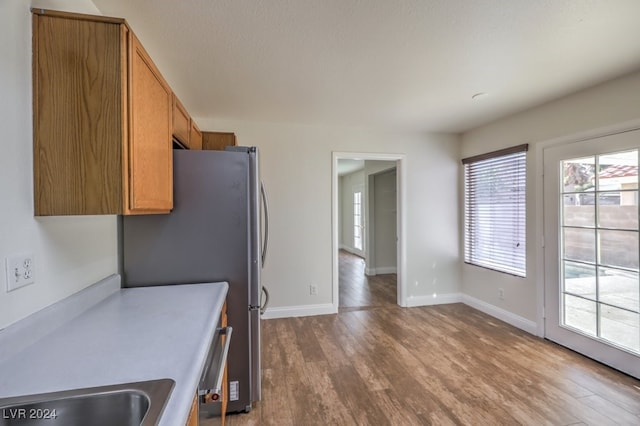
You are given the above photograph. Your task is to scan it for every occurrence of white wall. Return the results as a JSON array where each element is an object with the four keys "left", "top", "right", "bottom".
[
  {"left": 197, "top": 118, "right": 461, "bottom": 314},
  {"left": 338, "top": 175, "right": 343, "bottom": 246},
  {"left": 461, "top": 70, "right": 640, "bottom": 325},
  {"left": 372, "top": 169, "right": 397, "bottom": 273},
  {"left": 0, "top": 0, "right": 118, "bottom": 329},
  {"left": 363, "top": 161, "right": 396, "bottom": 176},
  {"left": 363, "top": 161, "right": 397, "bottom": 276}
]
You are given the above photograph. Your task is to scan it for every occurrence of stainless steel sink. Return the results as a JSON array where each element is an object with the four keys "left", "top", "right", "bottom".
[{"left": 0, "top": 378, "right": 174, "bottom": 426}]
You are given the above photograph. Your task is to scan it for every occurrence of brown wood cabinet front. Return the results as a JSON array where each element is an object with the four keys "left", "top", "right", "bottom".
[
  {"left": 190, "top": 121, "right": 203, "bottom": 150},
  {"left": 202, "top": 132, "right": 237, "bottom": 151},
  {"left": 32, "top": 9, "right": 172, "bottom": 215},
  {"left": 128, "top": 33, "right": 173, "bottom": 213},
  {"left": 221, "top": 301, "right": 228, "bottom": 426},
  {"left": 172, "top": 94, "right": 191, "bottom": 148},
  {"left": 185, "top": 393, "right": 198, "bottom": 426}
]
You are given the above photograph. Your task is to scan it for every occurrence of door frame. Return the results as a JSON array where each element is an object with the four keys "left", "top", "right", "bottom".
[
  {"left": 332, "top": 152, "right": 407, "bottom": 308},
  {"left": 541, "top": 129, "right": 640, "bottom": 378}
]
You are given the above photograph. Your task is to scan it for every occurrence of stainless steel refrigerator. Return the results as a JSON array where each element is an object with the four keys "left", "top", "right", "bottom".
[{"left": 121, "top": 147, "right": 268, "bottom": 414}]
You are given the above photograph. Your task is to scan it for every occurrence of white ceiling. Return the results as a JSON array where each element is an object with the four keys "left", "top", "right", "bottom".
[
  {"left": 337, "top": 160, "right": 365, "bottom": 176},
  {"left": 92, "top": 0, "right": 640, "bottom": 133}
]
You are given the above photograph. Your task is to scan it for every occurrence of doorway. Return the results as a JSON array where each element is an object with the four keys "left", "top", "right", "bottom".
[
  {"left": 332, "top": 152, "right": 406, "bottom": 310},
  {"left": 543, "top": 129, "right": 640, "bottom": 378},
  {"left": 338, "top": 167, "right": 397, "bottom": 311}
]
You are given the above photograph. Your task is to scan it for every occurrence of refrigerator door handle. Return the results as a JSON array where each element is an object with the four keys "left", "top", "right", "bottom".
[
  {"left": 260, "top": 286, "right": 270, "bottom": 315},
  {"left": 260, "top": 181, "right": 269, "bottom": 267}
]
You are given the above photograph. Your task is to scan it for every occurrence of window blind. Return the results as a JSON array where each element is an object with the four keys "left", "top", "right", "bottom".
[{"left": 463, "top": 144, "right": 528, "bottom": 277}]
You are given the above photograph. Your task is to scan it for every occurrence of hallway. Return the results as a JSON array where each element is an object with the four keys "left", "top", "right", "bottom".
[{"left": 338, "top": 250, "right": 396, "bottom": 311}]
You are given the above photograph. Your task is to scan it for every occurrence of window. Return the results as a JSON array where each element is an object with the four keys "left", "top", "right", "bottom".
[
  {"left": 560, "top": 150, "right": 639, "bottom": 353},
  {"left": 463, "top": 144, "right": 528, "bottom": 277},
  {"left": 353, "top": 191, "right": 363, "bottom": 250}
]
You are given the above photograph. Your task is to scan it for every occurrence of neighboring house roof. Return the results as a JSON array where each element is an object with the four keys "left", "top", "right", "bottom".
[{"left": 599, "top": 165, "right": 638, "bottom": 179}]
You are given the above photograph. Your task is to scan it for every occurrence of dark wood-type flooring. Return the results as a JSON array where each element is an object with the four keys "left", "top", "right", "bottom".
[
  {"left": 338, "top": 250, "right": 397, "bottom": 311},
  {"left": 221, "top": 251, "right": 640, "bottom": 425}
]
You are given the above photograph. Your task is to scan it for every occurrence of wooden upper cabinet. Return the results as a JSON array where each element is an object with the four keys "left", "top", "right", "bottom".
[
  {"left": 202, "top": 132, "right": 237, "bottom": 151},
  {"left": 190, "top": 121, "right": 203, "bottom": 150},
  {"left": 129, "top": 33, "right": 173, "bottom": 213},
  {"left": 172, "top": 94, "right": 203, "bottom": 150},
  {"left": 32, "top": 9, "right": 172, "bottom": 215},
  {"left": 172, "top": 94, "right": 191, "bottom": 148}
]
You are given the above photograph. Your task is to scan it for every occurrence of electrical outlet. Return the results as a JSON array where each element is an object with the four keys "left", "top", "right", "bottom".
[
  {"left": 309, "top": 284, "right": 318, "bottom": 296},
  {"left": 498, "top": 288, "right": 505, "bottom": 300},
  {"left": 5, "top": 253, "right": 35, "bottom": 292}
]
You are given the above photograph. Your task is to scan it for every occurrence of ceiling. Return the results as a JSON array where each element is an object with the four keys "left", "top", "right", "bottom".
[
  {"left": 337, "top": 160, "right": 365, "bottom": 176},
  {"left": 91, "top": 0, "right": 640, "bottom": 133}
]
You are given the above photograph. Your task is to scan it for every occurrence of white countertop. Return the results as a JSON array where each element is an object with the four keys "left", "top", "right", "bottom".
[{"left": 0, "top": 274, "right": 228, "bottom": 426}]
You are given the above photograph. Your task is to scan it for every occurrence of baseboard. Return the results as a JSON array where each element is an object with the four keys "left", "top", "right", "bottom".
[
  {"left": 259, "top": 293, "right": 537, "bottom": 336},
  {"left": 461, "top": 294, "right": 538, "bottom": 335},
  {"left": 376, "top": 266, "right": 397, "bottom": 274},
  {"left": 365, "top": 266, "right": 397, "bottom": 275},
  {"left": 261, "top": 303, "right": 337, "bottom": 319},
  {"left": 340, "top": 245, "right": 364, "bottom": 257},
  {"left": 405, "top": 292, "right": 462, "bottom": 307}
]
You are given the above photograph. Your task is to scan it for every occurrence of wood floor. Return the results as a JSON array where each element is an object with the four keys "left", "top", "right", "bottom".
[
  {"left": 338, "top": 250, "right": 396, "bottom": 311},
  {"left": 224, "top": 252, "right": 640, "bottom": 425}
]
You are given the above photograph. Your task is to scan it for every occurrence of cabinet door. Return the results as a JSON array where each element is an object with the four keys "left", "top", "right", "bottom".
[
  {"left": 32, "top": 13, "right": 125, "bottom": 215},
  {"left": 190, "top": 121, "right": 203, "bottom": 150},
  {"left": 202, "top": 132, "right": 236, "bottom": 150},
  {"left": 172, "top": 94, "right": 191, "bottom": 148},
  {"left": 185, "top": 393, "right": 198, "bottom": 426},
  {"left": 221, "top": 302, "right": 228, "bottom": 426},
  {"left": 128, "top": 33, "right": 173, "bottom": 213}
]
